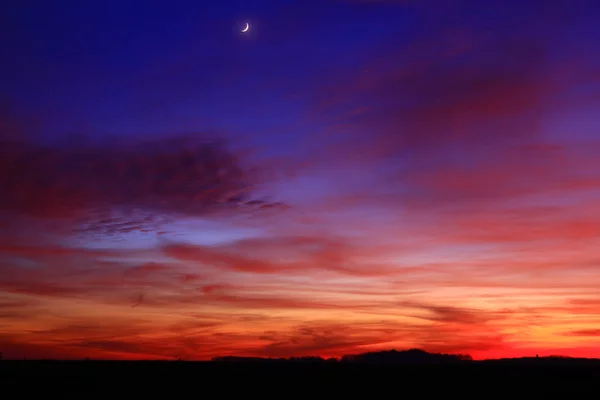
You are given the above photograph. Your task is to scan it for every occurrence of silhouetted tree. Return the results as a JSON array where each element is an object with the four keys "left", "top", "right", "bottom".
[{"left": 340, "top": 349, "right": 471, "bottom": 364}]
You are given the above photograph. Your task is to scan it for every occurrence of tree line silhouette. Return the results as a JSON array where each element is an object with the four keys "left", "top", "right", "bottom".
[
  {"left": 211, "top": 348, "right": 600, "bottom": 365},
  {"left": 3, "top": 348, "right": 600, "bottom": 365}
]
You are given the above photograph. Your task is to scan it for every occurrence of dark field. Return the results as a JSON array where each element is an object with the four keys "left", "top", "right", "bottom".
[{"left": 2, "top": 360, "right": 599, "bottom": 395}]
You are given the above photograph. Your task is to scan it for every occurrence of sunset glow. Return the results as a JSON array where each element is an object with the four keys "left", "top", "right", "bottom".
[{"left": 1, "top": 0, "right": 599, "bottom": 360}]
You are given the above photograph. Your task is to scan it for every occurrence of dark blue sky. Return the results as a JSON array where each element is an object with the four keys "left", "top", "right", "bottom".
[{"left": 2, "top": 1, "right": 415, "bottom": 149}]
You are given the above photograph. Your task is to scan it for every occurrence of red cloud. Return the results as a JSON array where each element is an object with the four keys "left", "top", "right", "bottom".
[
  {"left": 566, "top": 329, "right": 600, "bottom": 337},
  {"left": 2, "top": 262, "right": 600, "bottom": 360},
  {"left": 161, "top": 236, "right": 403, "bottom": 277},
  {"left": 0, "top": 307, "right": 506, "bottom": 360}
]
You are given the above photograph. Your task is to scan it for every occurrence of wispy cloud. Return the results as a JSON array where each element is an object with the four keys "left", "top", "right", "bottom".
[{"left": 0, "top": 135, "right": 282, "bottom": 236}]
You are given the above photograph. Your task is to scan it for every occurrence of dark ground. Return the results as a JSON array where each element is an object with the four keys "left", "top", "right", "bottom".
[{"left": 2, "top": 360, "right": 600, "bottom": 395}]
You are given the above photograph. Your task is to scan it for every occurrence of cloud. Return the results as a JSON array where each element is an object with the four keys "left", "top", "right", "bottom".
[
  {"left": 241, "top": 313, "right": 508, "bottom": 358},
  {"left": 257, "top": 324, "right": 378, "bottom": 358},
  {"left": 1, "top": 264, "right": 599, "bottom": 360},
  {"left": 284, "top": 0, "right": 600, "bottom": 209},
  {"left": 566, "top": 329, "right": 600, "bottom": 337},
  {"left": 400, "top": 301, "right": 494, "bottom": 325},
  {"left": 0, "top": 319, "right": 174, "bottom": 360},
  {"left": 0, "top": 245, "right": 187, "bottom": 306},
  {"left": 0, "top": 135, "right": 281, "bottom": 236},
  {"left": 161, "top": 235, "right": 405, "bottom": 277}
]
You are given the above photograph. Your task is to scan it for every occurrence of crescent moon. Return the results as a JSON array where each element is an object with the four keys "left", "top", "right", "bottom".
[{"left": 241, "top": 22, "right": 249, "bottom": 33}]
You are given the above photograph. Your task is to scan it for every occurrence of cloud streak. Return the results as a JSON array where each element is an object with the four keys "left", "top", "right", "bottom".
[{"left": 0, "top": 135, "right": 282, "bottom": 236}]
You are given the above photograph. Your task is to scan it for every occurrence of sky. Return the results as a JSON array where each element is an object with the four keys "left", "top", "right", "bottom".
[{"left": 1, "top": 0, "right": 600, "bottom": 360}]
